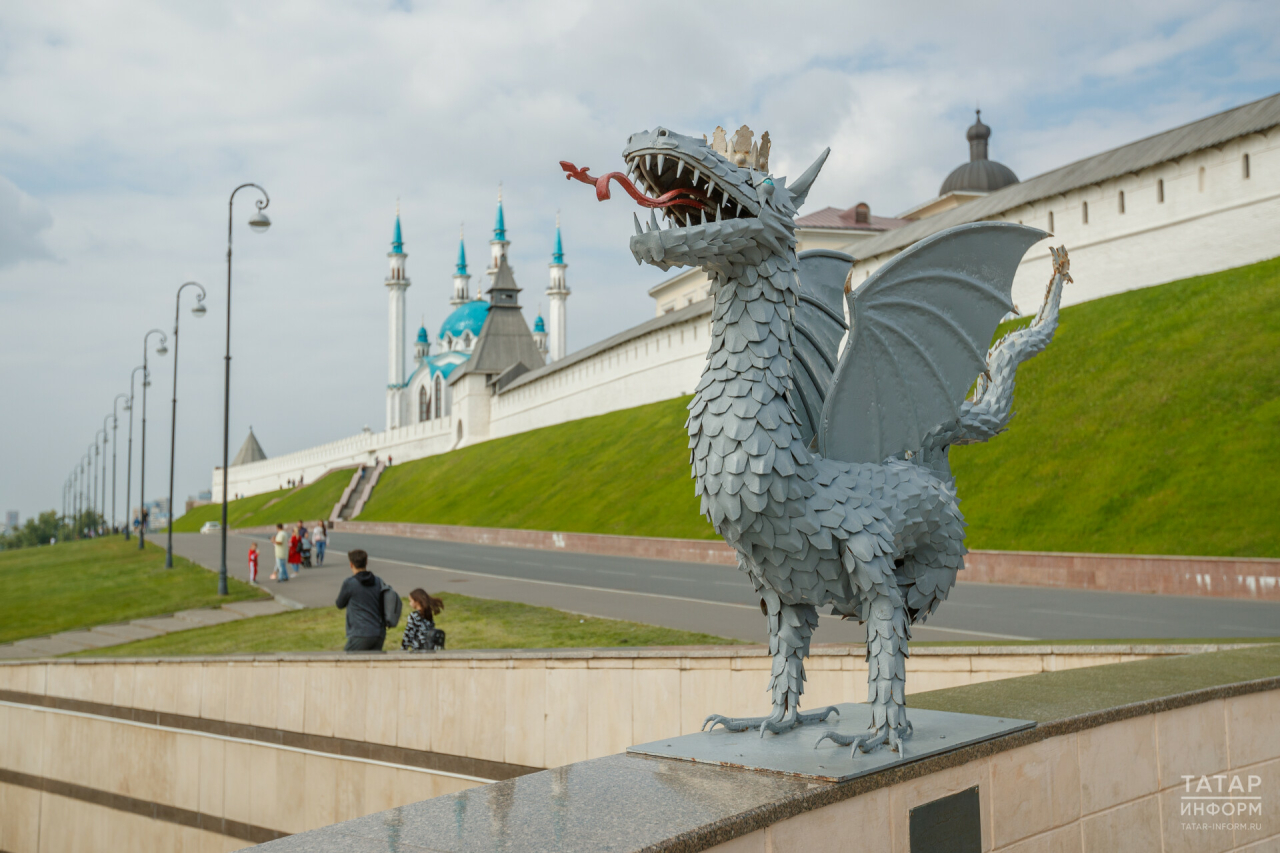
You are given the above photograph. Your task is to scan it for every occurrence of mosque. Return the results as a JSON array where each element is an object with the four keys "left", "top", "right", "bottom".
[
  {"left": 382, "top": 194, "right": 565, "bottom": 433},
  {"left": 215, "top": 92, "right": 1280, "bottom": 500}
]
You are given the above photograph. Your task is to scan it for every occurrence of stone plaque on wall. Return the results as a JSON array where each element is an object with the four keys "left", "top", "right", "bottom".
[{"left": 909, "top": 786, "right": 981, "bottom": 853}]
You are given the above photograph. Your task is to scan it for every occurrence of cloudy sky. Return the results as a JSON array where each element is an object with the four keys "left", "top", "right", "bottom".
[{"left": 2, "top": 0, "right": 1278, "bottom": 524}]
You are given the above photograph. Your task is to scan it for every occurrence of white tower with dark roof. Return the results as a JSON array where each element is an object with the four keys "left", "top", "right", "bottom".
[
  {"left": 385, "top": 207, "right": 410, "bottom": 430},
  {"left": 488, "top": 185, "right": 510, "bottom": 294},
  {"left": 546, "top": 214, "right": 570, "bottom": 362}
]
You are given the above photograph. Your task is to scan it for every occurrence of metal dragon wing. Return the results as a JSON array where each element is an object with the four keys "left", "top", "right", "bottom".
[
  {"left": 817, "top": 221, "right": 1046, "bottom": 465},
  {"left": 788, "top": 249, "right": 854, "bottom": 446}
]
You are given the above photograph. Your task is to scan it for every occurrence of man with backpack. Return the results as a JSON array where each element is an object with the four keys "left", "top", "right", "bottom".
[{"left": 335, "top": 549, "right": 401, "bottom": 652}]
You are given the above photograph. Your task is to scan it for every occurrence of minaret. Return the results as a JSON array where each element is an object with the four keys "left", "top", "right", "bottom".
[
  {"left": 546, "top": 213, "right": 569, "bottom": 361},
  {"left": 385, "top": 205, "right": 410, "bottom": 431},
  {"left": 488, "top": 184, "right": 510, "bottom": 293},
  {"left": 451, "top": 225, "right": 471, "bottom": 306}
]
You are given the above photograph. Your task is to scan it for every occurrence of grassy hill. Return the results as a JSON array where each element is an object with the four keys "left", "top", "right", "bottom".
[
  {"left": 216, "top": 256, "right": 1279, "bottom": 557},
  {"left": 173, "top": 469, "right": 351, "bottom": 532},
  {"left": 363, "top": 397, "right": 714, "bottom": 539}
]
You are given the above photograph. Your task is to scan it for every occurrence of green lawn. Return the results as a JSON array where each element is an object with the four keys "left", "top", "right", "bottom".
[
  {"left": 77, "top": 591, "right": 745, "bottom": 656},
  {"left": 362, "top": 397, "right": 717, "bottom": 539},
  {"left": 0, "top": 537, "right": 266, "bottom": 644},
  {"left": 912, "top": 642, "right": 1280, "bottom": 722},
  {"left": 174, "top": 470, "right": 353, "bottom": 532},
  {"left": 950, "top": 255, "right": 1280, "bottom": 558}
]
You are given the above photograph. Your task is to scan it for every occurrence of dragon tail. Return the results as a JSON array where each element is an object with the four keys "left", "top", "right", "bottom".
[{"left": 951, "top": 246, "right": 1070, "bottom": 446}]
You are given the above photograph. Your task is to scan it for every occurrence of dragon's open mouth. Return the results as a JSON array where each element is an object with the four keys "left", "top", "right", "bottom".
[{"left": 561, "top": 150, "right": 756, "bottom": 229}]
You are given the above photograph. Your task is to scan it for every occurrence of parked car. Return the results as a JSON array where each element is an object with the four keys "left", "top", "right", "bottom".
[{"left": 200, "top": 521, "right": 221, "bottom": 534}]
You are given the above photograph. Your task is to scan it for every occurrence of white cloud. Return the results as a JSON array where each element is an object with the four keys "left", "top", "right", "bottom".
[
  {"left": 1, "top": 0, "right": 1278, "bottom": 519},
  {"left": 0, "top": 176, "right": 53, "bottom": 268}
]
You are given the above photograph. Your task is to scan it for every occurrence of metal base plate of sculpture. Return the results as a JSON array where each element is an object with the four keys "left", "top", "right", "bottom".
[
  {"left": 630, "top": 703, "right": 1033, "bottom": 782},
  {"left": 563, "top": 124, "right": 1070, "bottom": 761}
]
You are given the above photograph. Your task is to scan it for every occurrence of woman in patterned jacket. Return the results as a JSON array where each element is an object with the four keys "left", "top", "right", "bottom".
[{"left": 401, "top": 589, "right": 444, "bottom": 652}]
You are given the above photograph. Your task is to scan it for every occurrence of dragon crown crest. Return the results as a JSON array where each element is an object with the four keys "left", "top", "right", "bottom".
[{"left": 707, "top": 125, "right": 771, "bottom": 172}]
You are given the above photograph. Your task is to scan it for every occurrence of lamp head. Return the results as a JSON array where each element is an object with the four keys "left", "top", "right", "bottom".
[
  {"left": 156, "top": 343, "right": 168, "bottom": 356},
  {"left": 192, "top": 300, "right": 207, "bottom": 318},
  {"left": 248, "top": 210, "right": 271, "bottom": 233}
]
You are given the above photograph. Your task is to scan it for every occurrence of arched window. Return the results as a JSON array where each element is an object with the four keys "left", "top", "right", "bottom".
[
  {"left": 1243, "top": 153, "right": 1251, "bottom": 179},
  {"left": 1081, "top": 201, "right": 1088, "bottom": 224},
  {"left": 1198, "top": 166, "right": 1205, "bottom": 192},
  {"left": 419, "top": 385, "right": 429, "bottom": 422},
  {"left": 434, "top": 375, "right": 443, "bottom": 419},
  {"left": 1119, "top": 190, "right": 1125, "bottom": 214},
  {"left": 1047, "top": 211, "right": 1054, "bottom": 233},
  {"left": 463, "top": 332, "right": 472, "bottom": 349},
  {"left": 1157, "top": 179, "right": 1164, "bottom": 203}
]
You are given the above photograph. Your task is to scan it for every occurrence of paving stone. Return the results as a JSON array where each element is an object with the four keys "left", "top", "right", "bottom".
[
  {"left": 128, "top": 617, "right": 179, "bottom": 634},
  {"left": 13, "top": 636, "right": 97, "bottom": 656},
  {"left": 0, "top": 645, "right": 42, "bottom": 659},
  {"left": 55, "top": 629, "right": 125, "bottom": 649},
  {"left": 89, "top": 623, "right": 165, "bottom": 642},
  {"left": 172, "top": 608, "right": 243, "bottom": 627},
  {"left": 221, "top": 600, "right": 289, "bottom": 618}
]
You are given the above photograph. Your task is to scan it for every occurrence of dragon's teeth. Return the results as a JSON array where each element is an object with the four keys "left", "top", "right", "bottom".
[
  {"left": 675, "top": 160, "right": 684, "bottom": 180},
  {"left": 736, "top": 202, "right": 742, "bottom": 217},
  {"left": 649, "top": 210, "right": 660, "bottom": 231},
  {"left": 656, "top": 154, "right": 665, "bottom": 174},
  {"left": 700, "top": 208, "right": 707, "bottom": 225},
  {"left": 646, "top": 154, "right": 653, "bottom": 171},
  {"left": 634, "top": 213, "right": 643, "bottom": 235},
  {"left": 715, "top": 205, "right": 722, "bottom": 222},
  {"left": 692, "top": 168, "right": 701, "bottom": 188}
]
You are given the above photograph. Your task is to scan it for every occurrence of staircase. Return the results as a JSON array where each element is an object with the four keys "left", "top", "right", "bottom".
[
  {"left": 330, "top": 459, "right": 387, "bottom": 523},
  {"left": 332, "top": 467, "right": 368, "bottom": 522}
]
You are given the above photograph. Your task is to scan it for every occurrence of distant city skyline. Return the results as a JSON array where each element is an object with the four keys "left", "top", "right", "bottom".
[{"left": 2, "top": 0, "right": 1278, "bottom": 519}]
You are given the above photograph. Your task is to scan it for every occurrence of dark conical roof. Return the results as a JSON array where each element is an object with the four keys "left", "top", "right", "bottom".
[
  {"left": 940, "top": 109, "right": 1019, "bottom": 195},
  {"left": 231, "top": 428, "right": 267, "bottom": 466}
]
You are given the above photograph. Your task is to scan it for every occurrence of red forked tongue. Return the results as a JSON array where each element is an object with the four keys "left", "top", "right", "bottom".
[{"left": 560, "top": 161, "right": 707, "bottom": 211}]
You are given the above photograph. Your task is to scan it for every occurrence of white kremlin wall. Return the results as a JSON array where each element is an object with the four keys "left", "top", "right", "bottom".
[{"left": 853, "top": 126, "right": 1280, "bottom": 314}]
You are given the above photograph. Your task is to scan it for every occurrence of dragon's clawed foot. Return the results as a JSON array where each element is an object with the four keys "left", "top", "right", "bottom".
[
  {"left": 703, "top": 705, "right": 839, "bottom": 735},
  {"left": 814, "top": 719, "right": 913, "bottom": 758}
]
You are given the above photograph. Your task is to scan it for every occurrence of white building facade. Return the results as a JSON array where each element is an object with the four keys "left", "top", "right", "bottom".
[{"left": 216, "top": 94, "right": 1280, "bottom": 499}]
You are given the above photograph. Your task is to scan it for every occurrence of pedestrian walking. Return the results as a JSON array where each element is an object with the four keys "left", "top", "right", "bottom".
[
  {"left": 300, "top": 528, "right": 312, "bottom": 568},
  {"left": 288, "top": 525, "right": 303, "bottom": 576},
  {"left": 314, "top": 521, "right": 328, "bottom": 566},
  {"left": 336, "top": 549, "right": 394, "bottom": 652},
  {"left": 248, "top": 542, "right": 259, "bottom": 584},
  {"left": 401, "top": 589, "right": 445, "bottom": 652},
  {"left": 271, "top": 523, "right": 290, "bottom": 582}
]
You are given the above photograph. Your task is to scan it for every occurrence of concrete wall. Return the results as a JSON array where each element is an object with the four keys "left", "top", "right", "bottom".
[
  {"left": 0, "top": 649, "right": 1269, "bottom": 852},
  {"left": 708, "top": 687, "right": 1280, "bottom": 853}
]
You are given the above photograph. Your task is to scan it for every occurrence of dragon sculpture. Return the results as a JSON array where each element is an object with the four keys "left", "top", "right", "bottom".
[{"left": 563, "top": 125, "right": 1070, "bottom": 757}]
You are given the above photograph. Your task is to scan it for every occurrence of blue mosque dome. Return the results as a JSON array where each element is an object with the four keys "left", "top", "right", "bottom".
[
  {"left": 439, "top": 299, "right": 489, "bottom": 341},
  {"left": 416, "top": 325, "right": 429, "bottom": 344},
  {"left": 534, "top": 315, "right": 546, "bottom": 333}
]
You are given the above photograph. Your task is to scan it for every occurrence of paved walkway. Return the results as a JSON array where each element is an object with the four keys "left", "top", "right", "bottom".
[{"left": 0, "top": 598, "right": 293, "bottom": 660}]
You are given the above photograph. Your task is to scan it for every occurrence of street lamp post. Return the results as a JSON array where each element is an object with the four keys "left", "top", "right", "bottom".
[
  {"left": 111, "top": 394, "right": 129, "bottom": 533},
  {"left": 98, "top": 425, "right": 108, "bottom": 534},
  {"left": 86, "top": 445, "right": 96, "bottom": 529},
  {"left": 124, "top": 366, "right": 144, "bottom": 540},
  {"left": 139, "top": 330, "right": 169, "bottom": 550},
  {"left": 218, "top": 184, "right": 271, "bottom": 596},
  {"left": 165, "top": 282, "right": 207, "bottom": 568},
  {"left": 93, "top": 432, "right": 104, "bottom": 533}
]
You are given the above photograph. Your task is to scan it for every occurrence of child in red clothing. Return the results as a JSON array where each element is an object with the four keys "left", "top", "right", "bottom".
[{"left": 248, "top": 543, "right": 259, "bottom": 584}]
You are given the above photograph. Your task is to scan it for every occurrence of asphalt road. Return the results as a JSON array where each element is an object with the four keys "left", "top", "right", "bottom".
[{"left": 172, "top": 531, "right": 1280, "bottom": 644}]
